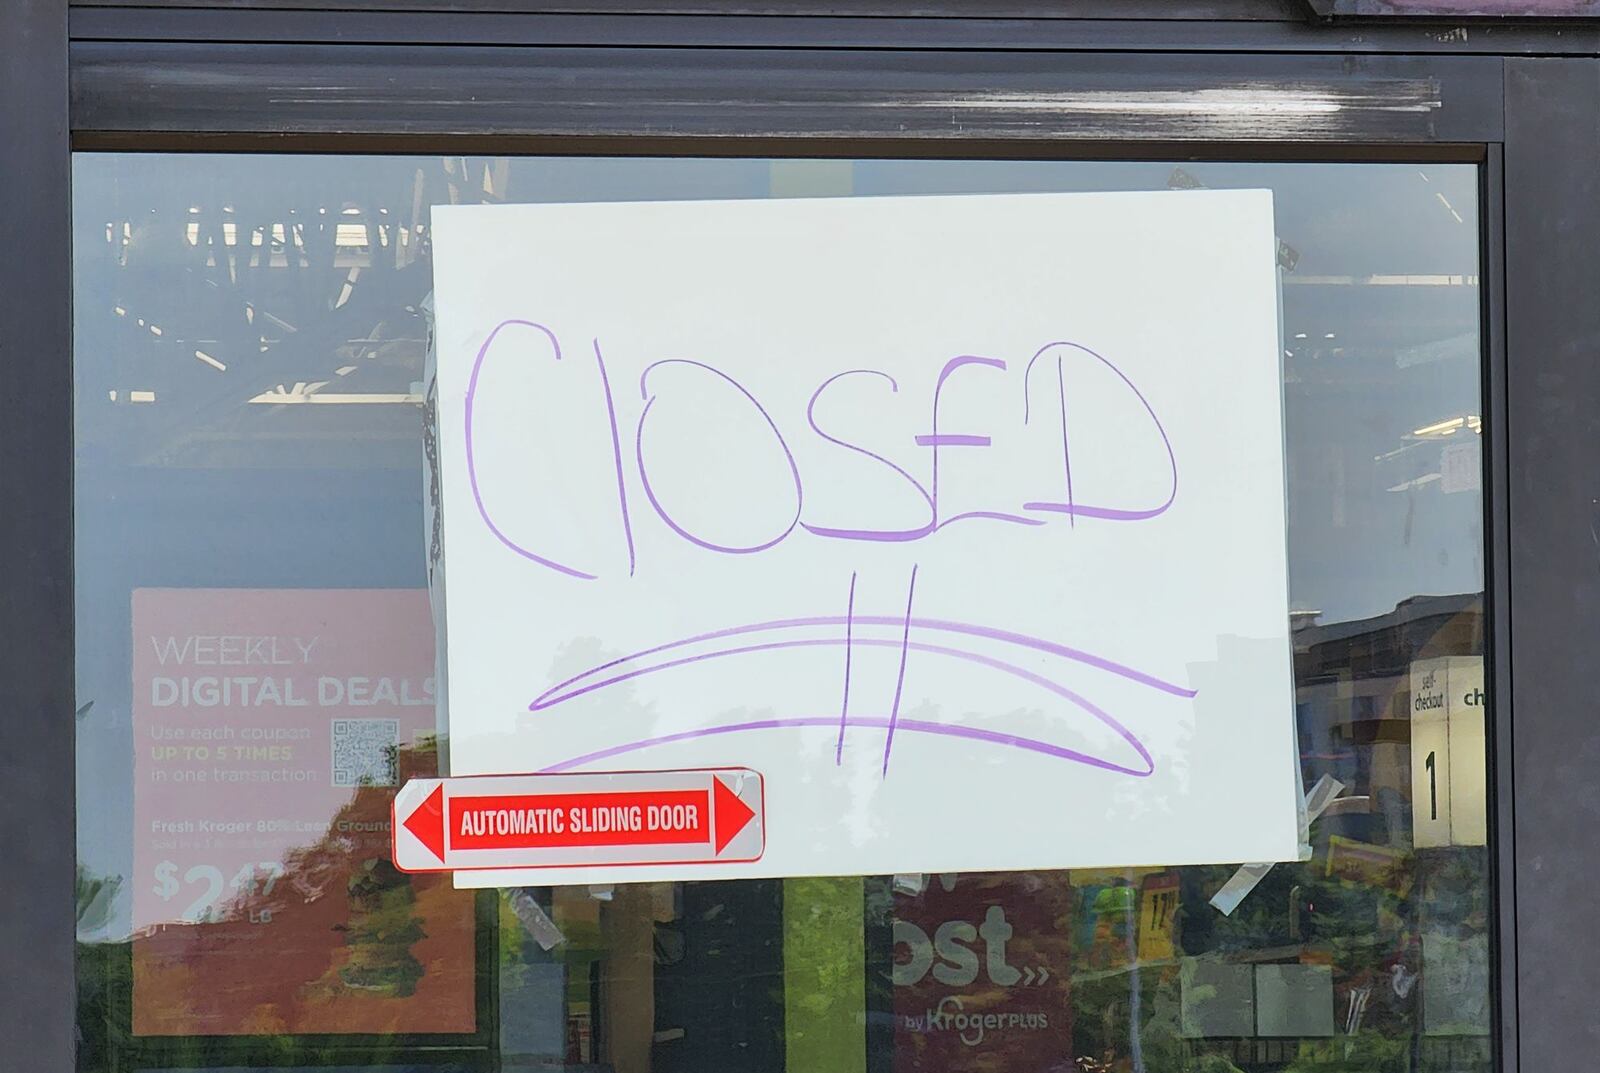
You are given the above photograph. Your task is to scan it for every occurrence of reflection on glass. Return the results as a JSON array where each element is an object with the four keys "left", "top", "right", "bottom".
[{"left": 74, "top": 154, "right": 1487, "bottom": 1073}]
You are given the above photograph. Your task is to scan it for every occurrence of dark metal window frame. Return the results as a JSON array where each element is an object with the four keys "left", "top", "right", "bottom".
[{"left": 11, "top": 6, "right": 1600, "bottom": 1069}]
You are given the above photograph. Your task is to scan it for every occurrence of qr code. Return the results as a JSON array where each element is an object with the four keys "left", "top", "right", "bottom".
[{"left": 331, "top": 719, "right": 400, "bottom": 788}]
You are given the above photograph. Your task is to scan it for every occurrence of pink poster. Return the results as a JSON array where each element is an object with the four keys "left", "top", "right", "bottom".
[{"left": 131, "top": 588, "right": 476, "bottom": 1037}]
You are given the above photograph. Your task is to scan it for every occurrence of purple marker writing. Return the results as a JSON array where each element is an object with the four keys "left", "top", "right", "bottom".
[{"left": 464, "top": 320, "right": 1180, "bottom": 579}]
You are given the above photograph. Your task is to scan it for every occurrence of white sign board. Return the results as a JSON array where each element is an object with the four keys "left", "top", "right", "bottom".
[{"left": 430, "top": 190, "right": 1300, "bottom": 886}]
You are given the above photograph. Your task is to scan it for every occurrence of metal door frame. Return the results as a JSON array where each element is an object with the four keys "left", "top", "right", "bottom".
[{"left": 11, "top": 7, "right": 1598, "bottom": 1069}]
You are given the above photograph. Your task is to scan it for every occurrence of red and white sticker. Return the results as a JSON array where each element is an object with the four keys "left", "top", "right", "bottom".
[{"left": 392, "top": 767, "right": 764, "bottom": 873}]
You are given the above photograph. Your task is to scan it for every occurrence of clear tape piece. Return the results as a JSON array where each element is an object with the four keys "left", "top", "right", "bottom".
[
  {"left": 1209, "top": 774, "right": 1345, "bottom": 917},
  {"left": 507, "top": 888, "right": 566, "bottom": 951}
]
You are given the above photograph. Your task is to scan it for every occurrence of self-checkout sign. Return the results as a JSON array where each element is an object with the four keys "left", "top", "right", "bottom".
[
  {"left": 1409, "top": 657, "right": 1486, "bottom": 849},
  {"left": 392, "top": 768, "right": 764, "bottom": 873}
]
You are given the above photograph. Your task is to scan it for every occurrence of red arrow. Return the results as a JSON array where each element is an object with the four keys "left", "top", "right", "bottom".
[
  {"left": 713, "top": 775, "right": 756, "bottom": 854},
  {"left": 403, "top": 783, "right": 446, "bottom": 863}
]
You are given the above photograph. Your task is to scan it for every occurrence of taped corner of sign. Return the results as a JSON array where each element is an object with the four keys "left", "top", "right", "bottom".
[
  {"left": 893, "top": 873, "right": 928, "bottom": 897},
  {"left": 716, "top": 768, "right": 754, "bottom": 798},
  {"left": 1209, "top": 774, "right": 1345, "bottom": 918}
]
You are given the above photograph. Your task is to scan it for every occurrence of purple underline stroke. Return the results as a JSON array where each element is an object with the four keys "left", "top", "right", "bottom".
[
  {"left": 530, "top": 616, "right": 1195, "bottom": 712},
  {"left": 540, "top": 715, "right": 1155, "bottom": 777},
  {"left": 882, "top": 565, "right": 918, "bottom": 777},
  {"left": 527, "top": 635, "right": 1162, "bottom": 778}
]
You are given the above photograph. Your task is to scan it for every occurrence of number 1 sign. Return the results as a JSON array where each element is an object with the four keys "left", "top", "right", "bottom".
[
  {"left": 428, "top": 190, "right": 1302, "bottom": 886},
  {"left": 1409, "top": 656, "right": 1488, "bottom": 848}
]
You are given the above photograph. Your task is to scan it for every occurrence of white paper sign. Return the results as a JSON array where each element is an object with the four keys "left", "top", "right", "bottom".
[{"left": 430, "top": 191, "right": 1300, "bottom": 886}]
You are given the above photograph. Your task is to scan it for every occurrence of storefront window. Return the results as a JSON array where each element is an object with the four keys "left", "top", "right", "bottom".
[{"left": 73, "top": 154, "right": 1488, "bottom": 1073}]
